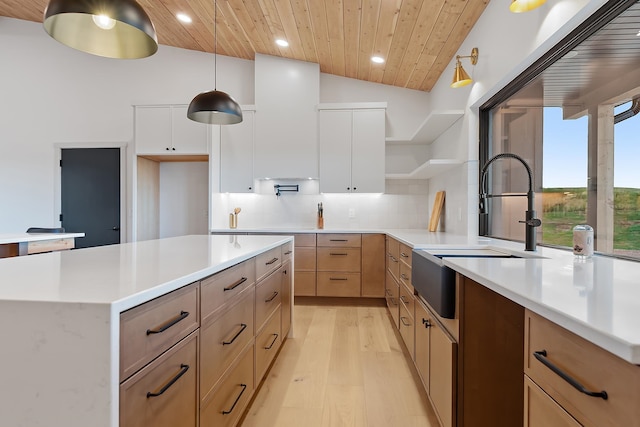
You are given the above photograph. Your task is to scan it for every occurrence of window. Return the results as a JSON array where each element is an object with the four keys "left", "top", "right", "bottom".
[{"left": 480, "top": 0, "right": 640, "bottom": 260}]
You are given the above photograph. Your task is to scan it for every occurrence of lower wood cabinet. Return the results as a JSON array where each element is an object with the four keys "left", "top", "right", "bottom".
[
  {"left": 120, "top": 331, "right": 198, "bottom": 427},
  {"left": 281, "top": 260, "right": 292, "bottom": 336},
  {"left": 524, "top": 375, "right": 580, "bottom": 427},
  {"left": 317, "top": 271, "right": 361, "bottom": 296},
  {"left": 256, "top": 309, "right": 282, "bottom": 380}
]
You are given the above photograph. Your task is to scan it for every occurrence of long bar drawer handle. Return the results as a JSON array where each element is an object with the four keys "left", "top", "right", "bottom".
[
  {"left": 400, "top": 316, "right": 411, "bottom": 327},
  {"left": 330, "top": 252, "right": 348, "bottom": 256},
  {"left": 146, "top": 311, "right": 189, "bottom": 335},
  {"left": 400, "top": 253, "right": 409, "bottom": 258},
  {"left": 265, "top": 291, "right": 279, "bottom": 302},
  {"left": 224, "top": 277, "right": 247, "bottom": 292},
  {"left": 222, "top": 383, "right": 248, "bottom": 415},
  {"left": 533, "top": 350, "right": 608, "bottom": 400},
  {"left": 390, "top": 297, "right": 398, "bottom": 306},
  {"left": 400, "top": 295, "right": 409, "bottom": 304},
  {"left": 266, "top": 257, "right": 279, "bottom": 265},
  {"left": 264, "top": 333, "right": 279, "bottom": 350},
  {"left": 390, "top": 256, "right": 398, "bottom": 263},
  {"left": 146, "top": 364, "right": 189, "bottom": 398},
  {"left": 330, "top": 277, "right": 348, "bottom": 281},
  {"left": 330, "top": 239, "right": 348, "bottom": 242},
  {"left": 385, "top": 289, "right": 393, "bottom": 296},
  {"left": 284, "top": 250, "right": 293, "bottom": 255},
  {"left": 222, "top": 323, "right": 247, "bottom": 346},
  {"left": 401, "top": 274, "right": 409, "bottom": 280}
]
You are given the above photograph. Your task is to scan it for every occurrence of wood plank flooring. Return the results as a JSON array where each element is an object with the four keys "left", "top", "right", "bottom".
[{"left": 240, "top": 300, "right": 440, "bottom": 427}]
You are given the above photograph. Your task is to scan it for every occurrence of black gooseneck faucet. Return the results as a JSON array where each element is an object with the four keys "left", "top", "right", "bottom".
[{"left": 479, "top": 153, "right": 542, "bottom": 251}]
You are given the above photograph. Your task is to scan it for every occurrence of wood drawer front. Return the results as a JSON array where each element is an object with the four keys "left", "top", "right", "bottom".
[
  {"left": 429, "top": 317, "right": 457, "bottom": 427},
  {"left": 201, "top": 258, "right": 256, "bottom": 323},
  {"left": 525, "top": 375, "right": 581, "bottom": 427},
  {"left": 294, "top": 233, "right": 316, "bottom": 247},
  {"left": 525, "top": 310, "right": 640, "bottom": 427},
  {"left": 200, "top": 344, "right": 255, "bottom": 427},
  {"left": 294, "top": 271, "right": 316, "bottom": 296},
  {"left": 385, "top": 269, "right": 400, "bottom": 329},
  {"left": 399, "top": 261, "right": 413, "bottom": 291},
  {"left": 282, "top": 241, "right": 293, "bottom": 263},
  {"left": 316, "top": 247, "right": 361, "bottom": 272},
  {"left": 399, "top": 243, "right": 412, "bottom": 266},
  {"left": 256, "top": 309, "right": 282, "bottom": 380},
  {"left": 120, "top": 283, "right": 199, "bottom": 381},
  {"left": 317, "top": 233, "right": 361, "bottom": 247},
  {"left": 387, "top": 238, "right": 400, "bottom": 281},
  {"left": 399, "top": 302, "right": 415, "bottom": 359},
  {"left": 414, "top": 300, "right": 431, "bottom": 393},
  {"left": 256, "top": 246, "right": 282, "bottom": 281},
  {"left": 281, "top": 262, "right": 292, "bottom": 337},
  {"left": 120, "top": 331, "right": 198, "bottom": 427},
  {"left": 200, "top": 289, "right": 254, "bottom": 401},
  {"left": 317, "top": 272, "right": 361, "bottom": 297},
  {"left": 295, "top": 247, "right": 316, "bottom": 271},
  {"left": 256, "top": 268, "right": 282, "bottom": 330},
  {"left": 399, "top": 282, "right": 415, "bottom": 319}
]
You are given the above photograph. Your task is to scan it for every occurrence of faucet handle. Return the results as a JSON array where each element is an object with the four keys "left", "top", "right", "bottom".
[{"left": 519, "top": 218, "right": 542, "bottom": 227}]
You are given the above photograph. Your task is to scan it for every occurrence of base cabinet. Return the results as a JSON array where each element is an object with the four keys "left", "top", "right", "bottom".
[{"left": 524, "top": 376, "right": 580, "bottom": 427}]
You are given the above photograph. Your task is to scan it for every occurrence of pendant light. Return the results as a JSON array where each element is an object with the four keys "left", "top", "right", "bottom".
[
  {"left": 510, "top": 0, "right": 547, "bottom": 13},
  {"left": 451, "top": 48, "right": 479, "bottom": 88},
  {"left": 187, "top": 0, "right": 243, "bottom": 125},
  {"left": 43, "top": 0, "right": 158, "bottom": 59}
]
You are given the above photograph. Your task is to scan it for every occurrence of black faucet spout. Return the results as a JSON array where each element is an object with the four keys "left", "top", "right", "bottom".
[{"left": 479, "top": 153, "right": 541, "bottom": 251}]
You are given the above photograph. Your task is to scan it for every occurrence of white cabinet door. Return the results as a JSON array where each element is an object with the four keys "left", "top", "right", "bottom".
[
  {"left": 319, "top": 110, "right": 352, "bottom": 193},
  {"left": 352, "top": 109, "right": 385, "bottom": 193},
  {"left": 135, "top": 106, "right": 209, "bottom": 155},
  {"left": 220, "top": 110, "right": 254, "bottom": 193},
  {"left": 135, "top": 106, "right": 172, "bottom": 154},
  {"left": 171, "top": 105, "right": 209, "bottom": 154}
]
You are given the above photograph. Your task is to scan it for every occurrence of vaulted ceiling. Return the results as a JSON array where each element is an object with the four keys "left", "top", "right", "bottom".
[{"left": 1, "top": 0, "right": 490, "bottom": 91}]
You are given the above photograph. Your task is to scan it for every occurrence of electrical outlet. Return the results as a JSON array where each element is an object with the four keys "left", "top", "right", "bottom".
[{"left": 348, "top": 208, "right": 355, "bottom": 218}]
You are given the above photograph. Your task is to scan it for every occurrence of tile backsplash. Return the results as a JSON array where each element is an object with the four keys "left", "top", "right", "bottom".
[{"left": 211, "top": 179, "right": 430, "bottom": 230}]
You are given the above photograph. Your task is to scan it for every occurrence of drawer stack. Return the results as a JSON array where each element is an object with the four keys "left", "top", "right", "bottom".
[
  {"left": 293, "top": 234, "right": 317, "bottom": 296},
  {"left": 317, "top": 233, "right": 362, "bottom": 297}
]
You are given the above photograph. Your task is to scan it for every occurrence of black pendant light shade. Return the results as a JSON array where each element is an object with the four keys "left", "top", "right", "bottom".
[
  {"left": 43, "top": 0, "right": 158, "bottom": 59},
  {"left": 187, "top": 90, "right": 243, "bottom": 125}
]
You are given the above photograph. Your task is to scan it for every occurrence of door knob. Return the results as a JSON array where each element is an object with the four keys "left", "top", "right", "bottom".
[{"left": 112, "top": 227, "right": 120, "bottom": 231}]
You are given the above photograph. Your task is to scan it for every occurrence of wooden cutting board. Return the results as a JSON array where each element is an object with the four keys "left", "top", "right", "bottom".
[{"left": 428, "top": 191, "right": 445, "bottom": 232}]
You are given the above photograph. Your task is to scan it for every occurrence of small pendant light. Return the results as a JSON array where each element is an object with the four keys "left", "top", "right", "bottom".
[
  {"left": 187, "top": 0, "right": 243, "bottom": 125},
  {"left": 43, "top": 0, "right": 158, "bottom": 59},
  {"left": 451, "top": 48, "right": 479, "bottom": 89}
]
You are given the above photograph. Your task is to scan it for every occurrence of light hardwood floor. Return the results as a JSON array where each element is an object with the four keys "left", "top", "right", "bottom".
[{"left": 240, "top": 300, "right": 440, "bottom": 427}]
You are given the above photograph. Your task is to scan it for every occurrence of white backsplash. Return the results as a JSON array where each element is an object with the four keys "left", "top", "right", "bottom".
[{"left": 211, "top": 179, "right": 429, "bottom": 230}]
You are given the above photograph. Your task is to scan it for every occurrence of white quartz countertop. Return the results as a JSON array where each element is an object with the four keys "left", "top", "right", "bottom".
[
  {"left": 0, "top": 232, "right": 85, "bottom": 244},
  {"left": 0, "top": 234, "right": 291, "bottom": 312}
]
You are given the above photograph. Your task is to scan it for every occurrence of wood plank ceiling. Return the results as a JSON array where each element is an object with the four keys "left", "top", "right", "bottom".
[{"left": 0, "top": 0, "right": 489, "bottom": 91}]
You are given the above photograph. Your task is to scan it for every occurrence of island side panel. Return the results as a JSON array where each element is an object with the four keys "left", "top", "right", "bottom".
[{"left": 0, "top": 300, "right": 115, "bottom": 427}]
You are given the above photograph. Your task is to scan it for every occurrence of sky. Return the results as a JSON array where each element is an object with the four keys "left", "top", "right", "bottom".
[{"left": 543, "top": 106, "right": 639, "bottom": 188}]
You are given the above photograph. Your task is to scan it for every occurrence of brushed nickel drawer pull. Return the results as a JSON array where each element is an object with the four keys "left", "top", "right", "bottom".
[
  {"left": 330, "top": 252, "right": 348, "bottom": 256},
  {"left": 533, "top": 350, "right": 608, "bottom": 400},
  {"left": 401, "top": 274, "right": 409, "bottom": 280},
  {"left": 330, "top": 277, "right": 348, "bottom": 281},
  {"left": 224, "top": 277, "right": 247, "bottom": 292},
  {"left": 146, "top": 311, "right": 189, "bottom": 335},
  {"left": 266, "top": 257, "right": 279, "bottom": 265},
  {"left": 146, "top": 364, "right": 189, "bottom": 398},
  {"left": 222, "top": 323, "right": 247, "bottom": 346},
  {"left": 222, "top": 384, "right": 248, "bottom": 415},
  {"left": 400, "top": 316, "right": 411, "bottom": 327},
  {"left": 330, "top": 239, "right": 348, "bottom": 242},
  {"left": 400, "top": 253, "right": 409, "bottom": 258},
  {"left": 264, "top": 333, "right": 279, "bottom": 350},
  {"left": 265, "top": 291, "right": 279, "bottom": 302}
]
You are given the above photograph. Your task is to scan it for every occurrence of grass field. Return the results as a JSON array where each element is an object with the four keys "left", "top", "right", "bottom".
[{"left": 542, "top": 188, "right": 640, "bottom": 255}]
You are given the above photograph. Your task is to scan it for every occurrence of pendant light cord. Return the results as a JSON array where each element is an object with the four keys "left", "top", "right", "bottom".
[{"left": 214, "top": 0, "right": 217, "bottom": 90}]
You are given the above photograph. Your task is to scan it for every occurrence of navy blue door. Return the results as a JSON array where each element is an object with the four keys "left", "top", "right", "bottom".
[{"left": 61, "top": 148, "right": 120, "bottom": 248}]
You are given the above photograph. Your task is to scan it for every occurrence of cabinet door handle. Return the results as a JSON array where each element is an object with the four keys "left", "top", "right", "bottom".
[
  {"left": 390, "top": 256, "right": 398, "bottom": 263},
  {"left": 422, "top": 318, "right": 431, "bottom": 328},
  {"left": 400, "top": 295, "right": 410, "bottom": 304},
  {"left": 146, "top": 311, "right": 189, "bottom": 335},
  {"left": 533, "top": 350, "right": 608, "bottom": 400},
  {"left": 224, "top": 277, "right": 247, "bottom": 292},
  {"left": 385, "top": 289, "right": 392, "bottom": 296},
  {"left": 264, "top": 333, "right": 279, "bottom": 350},
  {"left": 265, "top": 291, "right": 279, "bottom": 302},
  {"left": 266, "top": 257, "right": 279, "bottom": 265},
  {"left": 146, "top": 364, "right": 189, "bottom": 398},
  {"left": 330, "top": 239, "right": 348, "bottom": 242},
  {"left": 400, "top": 252, "right": 409, "bottom": 258},
  {"left": 222, "top": 384, "right": 248, "bottom": 415},
  {"left": 284, "top": 250, "right": 293, "bottom": 255},
  {"left": 401, "top": 274, "right": 409, "bottom": 280},
  {"left": 222, "top": 323, "right": 247, "bottom": 346},
  {"left": 330, "top": 277, "right": 348, "bottom": 281},
  {"left": 390, "top": 297, "right": 398, "bottom": 306},
  {"left": 400, "top": 316, "right": 411, "bottom": 327},
  {"left": 330, "top": 252, "right": 348, "bottom": 256}
]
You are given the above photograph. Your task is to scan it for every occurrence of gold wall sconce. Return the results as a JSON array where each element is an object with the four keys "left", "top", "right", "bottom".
[
  {"left": 510, "top": 0, "right": 546, "bottom": 13},
  {"left": 451, "top": 47, "right": 478, "bottom": 88}
]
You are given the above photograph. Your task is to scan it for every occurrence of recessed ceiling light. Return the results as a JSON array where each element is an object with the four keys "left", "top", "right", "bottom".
[
  {"left": 276, "top": 39, "right": 289, "bottom": 47},
  {"left": 637, "top": 30, "right": 640, "bottom": 37},
  {"left": 177, "top": 13, "right": 192, "bottom": 24},
  {"left": 564, "top": 50, "right": 579, "bottom": 59},
  {"left": 371, "top": 56, "right": 385, "bottom": 64}
]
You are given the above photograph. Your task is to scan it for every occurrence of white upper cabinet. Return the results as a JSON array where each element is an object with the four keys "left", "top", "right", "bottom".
[
  {"left": 220, "top": 109, "right": 254, "bottom": 193},
  {"left": 254, "top": 54, "right": 319, "bottom": 179},
  {"left": 319, "top": 107, "right": 386, "bottom": 193},
  {"left": 135, "top": 105, "right": 209, "bottom": 155}
]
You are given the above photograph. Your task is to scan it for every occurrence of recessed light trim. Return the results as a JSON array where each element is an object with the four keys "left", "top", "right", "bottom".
[
  {"left": 371, "top": 56, "right": 385, "bottom": 64},
  {"left": 636, "top": 30, "right": 640, "bottom": 37},
  {"left": 276, "top": 39, "right": 289, "bottom": 47},
  {"left": 177, "top": 13, "right": 192, "bottom": 24}
]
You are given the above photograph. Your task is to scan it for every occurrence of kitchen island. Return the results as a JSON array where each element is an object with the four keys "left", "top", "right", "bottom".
[
  {"left": 0, "top": 234, "right": 293, "bottom": 427},
  {"left": 0, "top": 231, "right": 85, "bottom": 258}
]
